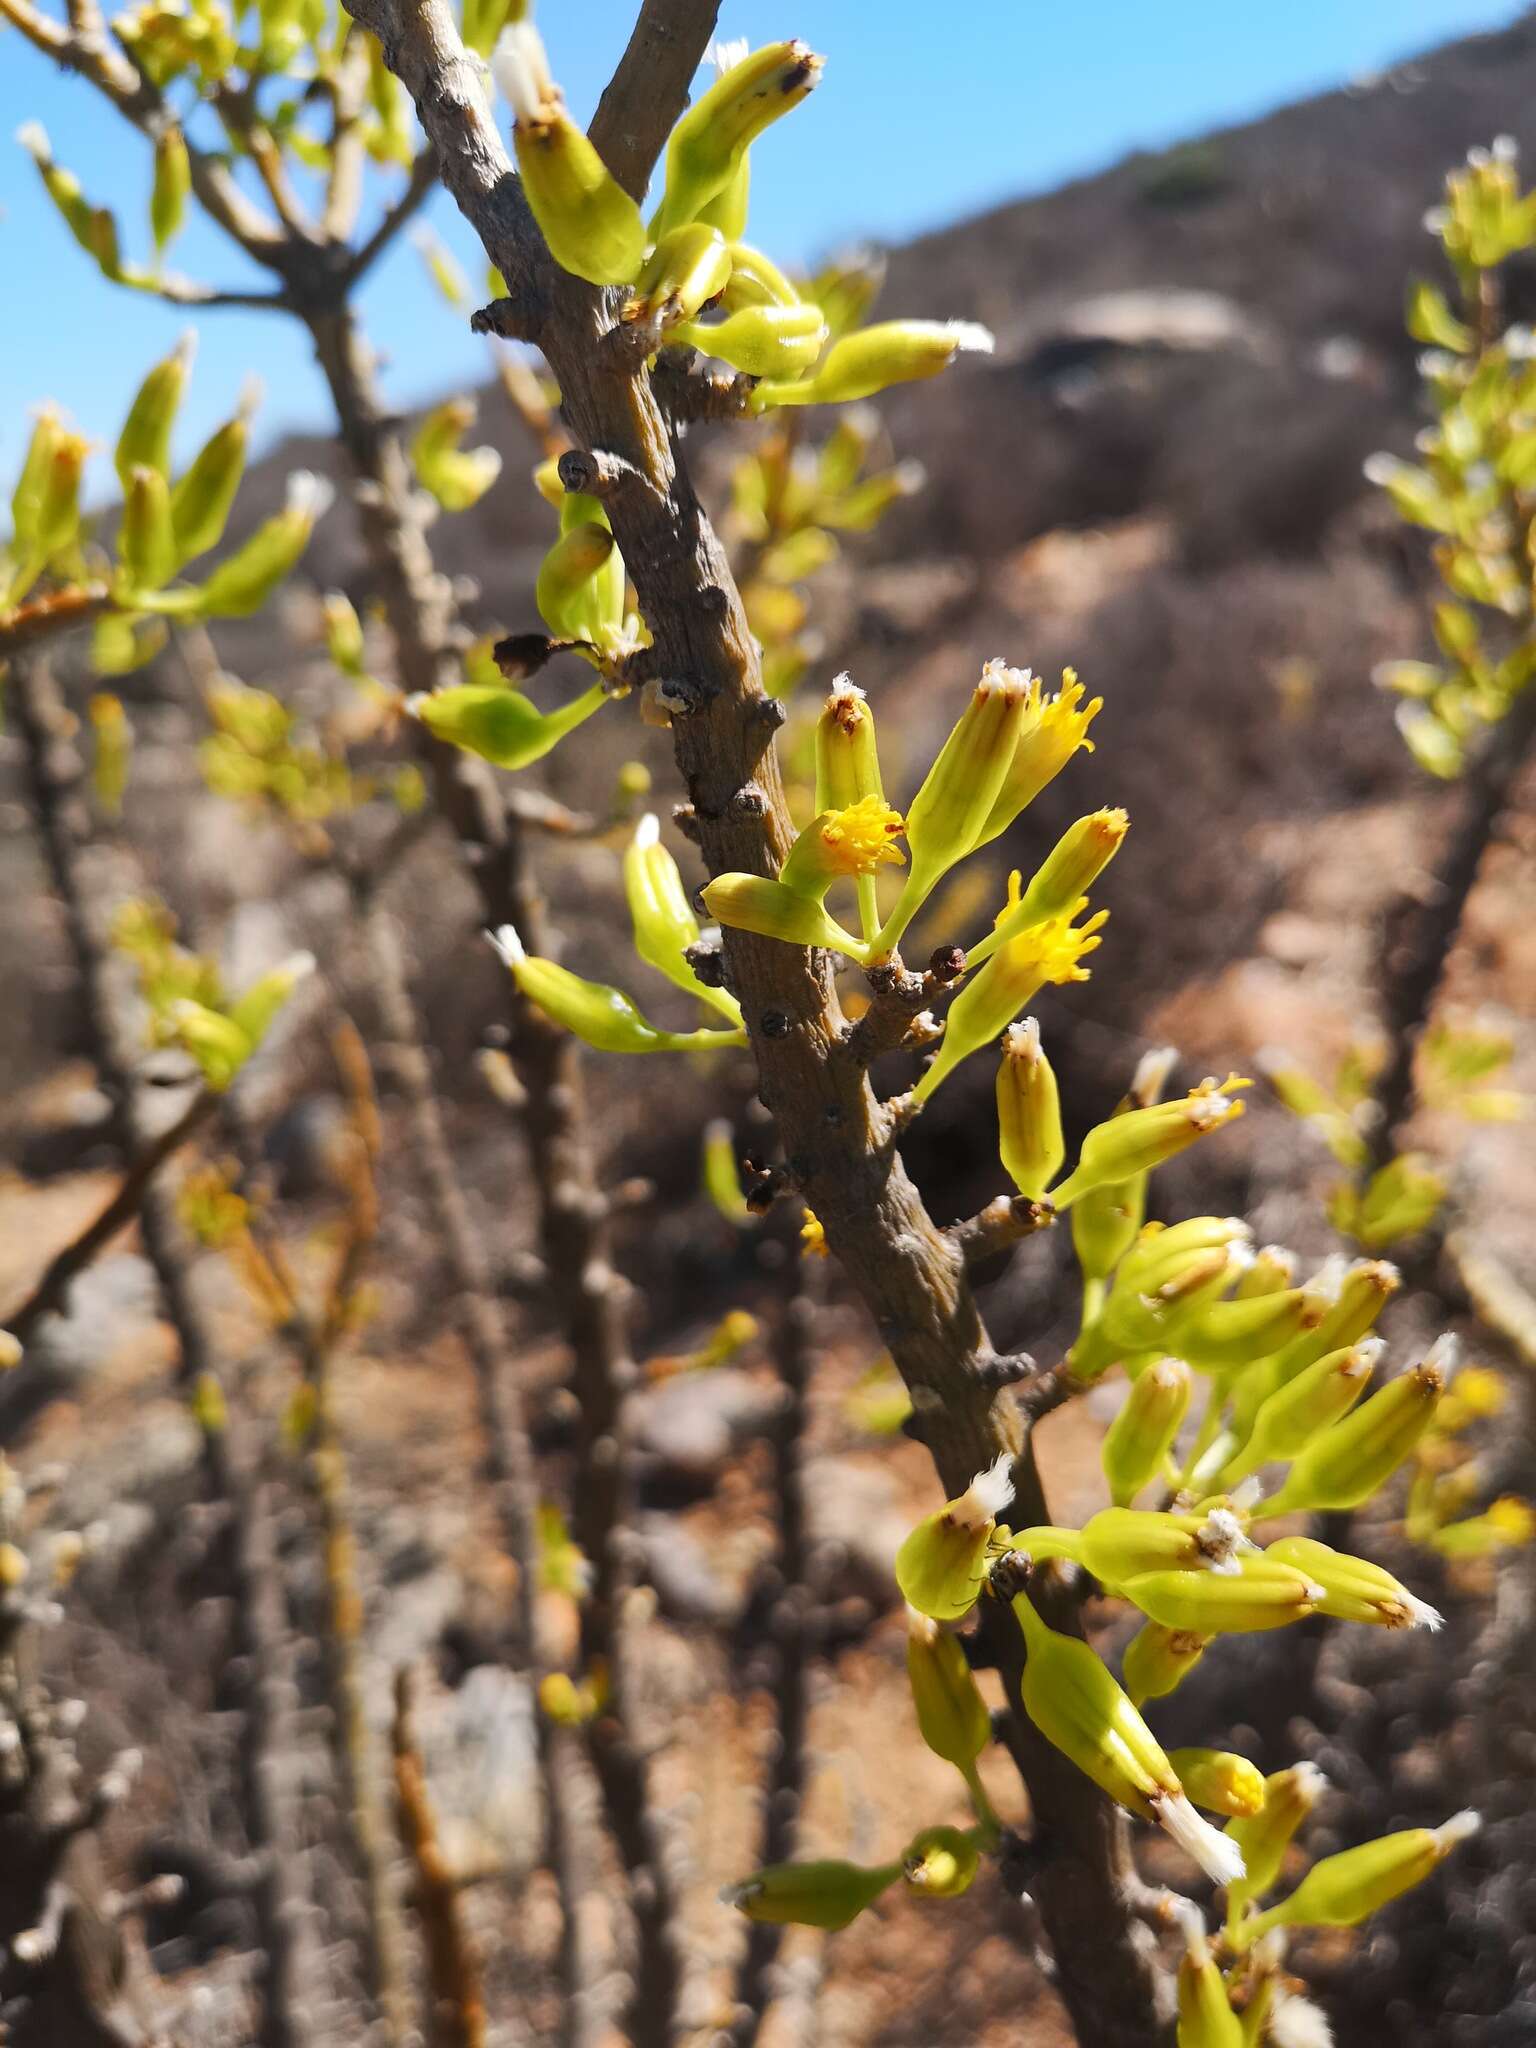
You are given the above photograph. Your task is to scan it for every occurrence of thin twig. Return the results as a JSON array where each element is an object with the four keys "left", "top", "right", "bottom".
[
  {"left": 339, "top": 146, "right": 440, "bottom": 291},
  {"left": 727, "top": 1278, "right": 818, "bottom": 2048},
  {"left": 392, "top": 1666, "right": 487, "bottom": 2048},
  {"left": 5, "top": 1086, "right": 216, "bottom": 1349}
]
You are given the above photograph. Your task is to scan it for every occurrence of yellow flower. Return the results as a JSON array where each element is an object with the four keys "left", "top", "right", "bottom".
[
  {"left": 817, "top": 796, "right": 907, "bottom": 877},
  {"left": 973, "top": 668, "right": 1104, "bottom": 848},
  {"left": 800, "top": 1207, "right": 829, "bottom": 1258},
  {"left": 912, "top": 901, "right": 1107, "bottom": 1104},
  {"left": 1488, "top": 1495, "right": 1536, "bottom": 1544},
  {"left": 1435, "top": 1364, "right": 1507, "bottom": 1434}
]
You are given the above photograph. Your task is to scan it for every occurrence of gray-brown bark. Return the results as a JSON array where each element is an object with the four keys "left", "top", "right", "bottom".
[{"left": 335, "top": 4, "right": 1174, "bottom": 2037}]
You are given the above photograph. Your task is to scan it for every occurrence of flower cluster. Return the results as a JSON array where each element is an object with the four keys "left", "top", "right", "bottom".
[
  {"left": 1370, "top": 137, "right": 1536, "bottom": 774},
  {"left": 492, "top": 27, "right": 995, "bottom": 407}
]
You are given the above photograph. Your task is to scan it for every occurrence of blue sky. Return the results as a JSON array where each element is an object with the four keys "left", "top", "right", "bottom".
[{"left": 0, "top": 0, "right": 1526, "bottom": 486}]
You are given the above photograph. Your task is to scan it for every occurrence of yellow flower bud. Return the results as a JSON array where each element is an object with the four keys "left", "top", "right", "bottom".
[
  {"left": 1259, "top": 1347, "right": 1449, "bottom": 1519},
  {"left": 1221, "top": 1340, "right": 1381, "bottom": 1485},
  {"left": 0, "top": 1541, "right": 30, "bottom": 1589},
  {"left": 408, "top": 680, "right": 607, "bottom": 770},
  {"left": 1243, "top": 1811, "right": 1479, "bottom": 1944},
  {"left": 118, "top": 464, "right": 178, "bottom": 594},
  {"left": 701, "top": 1119, "right": 748, "bottom": 1223},
  {"left": 905, "top": 1606, "right": 991, "bottom": 1768},
  {"left": 879, "top": 661, "right": 1036, "bottom": 944},
  {"left": 815, "top": 673, "right": 886, "bottom": 938},
  {"left": 1070, "top": 1223, "right": 1251, "bottom": 1383},
  {"left": 623, "top": 814, "right": 742, "bottom": 1026},
  {"left": 170, "top": 394, "right": 254, "bottom": 565},
  {"left": 1121, "top": 1556, "right": 1324, "bottom": 1636},
  {"left": 1121, "top": 1215, "right": 1250, "bottom": 1296},
  {"left": 1102, "top": 1358, "right": 1193, "bottom": 1506},
  {"left": 116, "top": 332, "right": 195, "bottom": 491},
  {"left": 535, "top": 518, "right": 626, "bottom": 651},
  {"left": 912, "top": 904, "right": 1106, "bottom": 1104},
  {"left": 187, "top": 1368, "right": 229, "bottom": 1434},
  {"left": 187, "top": 471, "right": 332, "bottom": 619},
  {"left": 35, "top": 424, "right": 91, "bottom": 561},
  {"left": 88, "top": 692, "right": 131, "bottom": 817},
  {"left": 902, "top": 1824, "right": 979, "bottom": 1898},
  {"left": 1011, "top": 1589, "right": 1245, "bottom": 1887},
  {"left": 723, "top": 1856, "right": 900, "bottom": 1931},
  {"left": 150, "top": 123, "right": 191, "bottom": 253},
  {"left": 1262, "top": 1536, "right": 1442, "bottom": 1631},
  {"left": 0, "top": 1329, "right": 21, "bottom": 1371},
  {"left": 539, "top": 1668, "right": 606, "bottom": 1725},
  {"left": 652, "top": 41, "right": 823, "bottom": 243},
  {"left": 1172, "top": 1287, "right": 1316, "bottom": 1373},
  {"left": 1431, "top": 1494, "right": 1536, "bottom": 1558},
  {"left": 670, "top": 301, "right": 829, "bottom": 379},
  {"left": 815, "top": 671, "right": 884, "bottom": 810},
  {"left": 721, "top": 238, "right": 802, "bottom": 312},
  {"left": 489, "top": 925, "right": 745, "bottom": 1055},
  {"left": 9, "top": 404, "right": 65, "bottom": 564},
  {"left": 1269, "top": 1256, "right": 1401, "bottom": 1383},
  {"left": 1167, "top": 1749, "right": 1266, "bottom": 1820},
  {"left": 323, "top": 590, "right": 365, "bottom": 674},
  {"left": 755, "top": 318, "right": 994, "bottom": 407},
  {"left": 1176, "top": 1909, "right": 1244, "bottom": 2048},
  {"left": 896, "top": 1454, "right": 1014, "bottom": 1621},
  {"left": 967, "top": 810, "right": 1129, "bottom": 967},
  {"left": 16, "top": 121, "right": 101, "bottom": 261},
  {"left": 168, "top": 1000, "right": 256, "bottom": 1092},
  {"left": 1072, "top": 1177, "right": 1148, "bottom": 1286},
  {"left": 411, "top": 397, "right": 503, "bottom": 513},
  {"left": 1049, "top": 1078, "right": 1250, "bottom": 1211},
  {"left": 493, "top": 24, "right": 645, "bottom": 285},
  {"left": 1067, "top": 1505, "right": 1250, "bottom": 1587},
  {"left": 1233, "top": 1245, "right": 1299, "bottom": 1299},
  {"left": 226, "top": 950, "right": 316, "bottom": 1053},
  {"left": 700, "top": 873, "right": 868, "bottom": 961},
  {"left": 1224, "top": 1764, "right": 1328, "bottom": 1919},
  {"left": 997, "top": 1018, "right": 1064, "bottom": 1200},
  {"left": 628, "top": 222, "right": 732, "bottom": 330},
  {"left": 1338, "top": 1152, "right": 1446, "bottom": 1249},
  {"left": 1122, "top": 1621, "right": 1208, "bottom": 1707}
]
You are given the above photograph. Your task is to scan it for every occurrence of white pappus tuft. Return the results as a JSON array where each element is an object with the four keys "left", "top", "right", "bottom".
[
  {"left": 1153, "top": 1789, "right": 1246, "bottom": 1888},
  {"left": 492, "top": 21, "right": 555, "bottom": 125},
  {"left": 965, "top": 1451, "right": 1015, "bottom": 1523}
]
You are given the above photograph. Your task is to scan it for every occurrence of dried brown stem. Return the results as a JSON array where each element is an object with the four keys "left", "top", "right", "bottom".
[
  {"left": 354, "top": 894, "right": 604, "bottom": 2048},
  {"left": 0, "top": 585, "right": 113, "bottom": 658},
  {"left": 340, "top": 4, "right": 1174, "bottom": 2032},
  {"left": 6, "top": 656, "right": 318, "bottom": 2048},
  {"left": 253, "top": 1027, "right": 413, "bottom": 2048},
  {"left": 392, "top": 1666, "right": 487, "bottom": 2048},
  {"left": 727, "top": 1280, "right": 818, "bottom": 2048}
]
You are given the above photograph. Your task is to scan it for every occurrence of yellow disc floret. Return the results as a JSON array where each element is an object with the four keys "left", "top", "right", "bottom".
[{"left": 817, "top": 795, "right": 907, "bottom": 876}]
